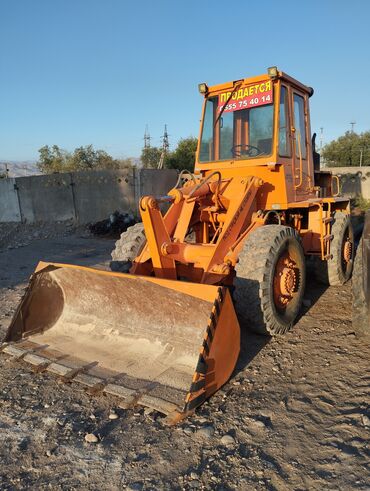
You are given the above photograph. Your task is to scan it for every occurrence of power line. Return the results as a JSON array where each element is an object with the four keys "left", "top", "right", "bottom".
[
  {"left": 158, "top": 124, "right": 170, "bottom": 169},
  {"left": 161, "top": 124, "right": 169, "bottom": 153},
  {"left": 143, "top": 124, "right": 151, "bottom": 149},
  {"left": 350, "top": 121, "right": 356, "bottom": 133}
]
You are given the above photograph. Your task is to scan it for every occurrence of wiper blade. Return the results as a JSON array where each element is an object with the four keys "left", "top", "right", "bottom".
[{"left": 214, "top": 82, "right": 242, "bottom": 128}]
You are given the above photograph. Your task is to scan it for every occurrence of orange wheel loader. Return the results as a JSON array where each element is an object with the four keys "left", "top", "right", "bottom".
[{"left": 2, "top": 67, "right": 354, "bottom": 423}]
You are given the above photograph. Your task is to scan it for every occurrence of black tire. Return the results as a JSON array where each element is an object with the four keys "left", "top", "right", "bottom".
[
  {"left": 110, "top": 223, "right": 146, "bottom": 273},
  {"left": 352, "top": 237, "right": 369, "bottom": 335},
  {"left": 314, "top": 212, "right": 354, "bottom": 286},
  {"left": 234, "top": 225, "right": 306, "bottom": 336}
]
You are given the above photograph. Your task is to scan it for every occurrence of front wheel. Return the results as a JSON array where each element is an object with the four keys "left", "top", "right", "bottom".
[
  {"left": 234, "top": 225, "right": 306, "bottom": 336},
  {"left": 110, "top": 223, "right": 146, "bottom": 273}
]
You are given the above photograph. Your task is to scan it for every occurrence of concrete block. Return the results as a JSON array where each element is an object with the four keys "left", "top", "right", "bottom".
[
  {"left": 0, "top": 178, "right": 21, "bottom": 222},
  {"left": 16, "top": 173, "right": 75, "bottom": 222},
  {"left": 71, "top": 169, "right": 136, "bottom": 223},
  {"left": 138, "top": 169, "right": 178, "bottom": 199},
  {"left": 330, "top": 166, "right": 370, "bottom": 200}
]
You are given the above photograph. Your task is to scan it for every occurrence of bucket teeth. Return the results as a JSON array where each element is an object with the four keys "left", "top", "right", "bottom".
[{"left": 1, "top": 339, "right": 190, "bottom": 418}]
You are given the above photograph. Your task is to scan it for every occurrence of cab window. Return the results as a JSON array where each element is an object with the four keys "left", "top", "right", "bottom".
[
  {"left": 279, "top": 86, "right": 291, "bottom": 157},
  {"left": 293, "top": 93, "right": 307, "bottom": 159},
  {"left": 199, "top": 97, "right": 216, "bottom": 162},
  {"left": 199, "top": 93, "right": 273, "bottom": 162},
  {"left": 219, "top": 112, "right": 234, "bottom": 160}
]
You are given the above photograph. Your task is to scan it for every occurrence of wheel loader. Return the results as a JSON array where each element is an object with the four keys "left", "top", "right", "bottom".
[{"left": 2, "top": 67, "right": 354, "bottom": 423}]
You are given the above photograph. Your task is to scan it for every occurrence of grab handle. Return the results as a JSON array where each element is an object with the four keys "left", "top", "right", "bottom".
[
  {"left": 294, "top": 129, "right": 303, "bottom": 189},
  {"left": 332, "top": 175, "right": 340, "bottom": 196}
]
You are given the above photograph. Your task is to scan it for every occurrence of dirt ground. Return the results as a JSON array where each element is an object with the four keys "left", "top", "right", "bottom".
[{"left": 0, "top": 231, "right": 369, "bottom": 491}]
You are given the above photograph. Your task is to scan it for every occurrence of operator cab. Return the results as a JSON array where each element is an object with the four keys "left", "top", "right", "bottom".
[
  {"left": 195, "top": 67, "right": 325, "bottom": 200},
  {"left": 199, "top": 86, "right": 274, "bottom": 162}
]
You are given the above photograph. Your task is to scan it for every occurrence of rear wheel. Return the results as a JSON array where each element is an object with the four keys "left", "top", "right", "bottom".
[
  {"left": 352, "top": 236, "right": 369, "bottom": 335},
  {"left": 234, "top": 225, "right": 306, "bottom": 336},
  {"left": 110, "top": 223, "right": 146, "bottom": 273},
  {"left": 314, "top": 211, "right": 354, "bottom": 286}
]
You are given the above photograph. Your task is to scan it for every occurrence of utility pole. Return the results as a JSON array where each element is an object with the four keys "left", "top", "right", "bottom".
[
  {"left": 161, "top": 124, "right": 170, "bottom": 154},
  {"left": 320, "top": 127, "right": 324, "bottom": 152},
  {"left": 350, "top": 121, "right": 356, "bottom": 133},
  {"left": 158, "top": 124, "right": 170, "bottom": 169},
  {"left": 143, "top": 124, "right": 151, "bottom": 149},
  {"left": 3, "top": 162, "right": 9, "bottom": 178}
]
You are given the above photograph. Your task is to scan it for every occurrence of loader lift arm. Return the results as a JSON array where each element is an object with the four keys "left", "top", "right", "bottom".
[{"left": 134, "top": 175, "right": 264, "bottom": 284}]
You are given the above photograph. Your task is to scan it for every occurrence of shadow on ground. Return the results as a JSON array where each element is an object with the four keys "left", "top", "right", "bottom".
[
  {"left": 0, "top": 235, "right": 116, "bottom": 289},
  {"left": 1, "top": 235, "right": 332, "bottom": 392},
  {"left": 234, "top": 270, "right": 329, "bottom": 376}
]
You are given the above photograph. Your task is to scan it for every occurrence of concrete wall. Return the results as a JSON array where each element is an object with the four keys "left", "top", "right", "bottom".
[
  {"left": 0, "top": 168, "right": 178, "bottom": 224},
  {"left": 0, "top": 178, "right": 21, "bottom": 222},
  {"left": 16, "top": 173, "right": 75, "bottom": 223},
  {"left": 72, "top": 169, "right": 136, "bottom": 223},
  {"left": 330, "top": 166, "right": 370, "bottom": 200},
  {"left": 139, "top": 169, "right": 178, "bottom": 198},
  {"left": 2, "top": 166, "right": 368, "bottom": 225}
]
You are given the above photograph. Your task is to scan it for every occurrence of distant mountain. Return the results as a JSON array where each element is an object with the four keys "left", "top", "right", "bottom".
[{"left": 0, "top": 161, "right": 40, "bottom": 178}]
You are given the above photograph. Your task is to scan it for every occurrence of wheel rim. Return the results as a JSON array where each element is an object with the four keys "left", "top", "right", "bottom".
[
  {"left": 341, "top": 226, "right": 353, "bottom": 278},
  {"left": 272, "top": 242, "right": 302, "bottom": 318}
]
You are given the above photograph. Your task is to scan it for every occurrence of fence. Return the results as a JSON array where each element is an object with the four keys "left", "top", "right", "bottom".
[{"left": 0, "top": 168, "right": 178, "bottom": 223}]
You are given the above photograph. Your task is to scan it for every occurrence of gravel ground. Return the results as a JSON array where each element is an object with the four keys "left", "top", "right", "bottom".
[
  {"left": 0, "top": 220, "right": 82, "bottom": 250},
  {"left": 0, "top": 231, "right": 369, "bottom": 490}
]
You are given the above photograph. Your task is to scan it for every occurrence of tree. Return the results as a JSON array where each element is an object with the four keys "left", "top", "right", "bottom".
[
  {"left": 140, "top": 146, "right": 162, "bottom": 169},
  {"left": 37, "top": 145, "right": 68, "bottom": 173},
  {"left": 139, "top": 137, "right": 197, "bottom": 171},
  {"left": 116, "top": 158, "right": 135, "bottom": 169},
  {"left": 37, "top": 144, "right": 124, "bottom": 173},
  {"left": 322, "top": 131, "right": 370, "bottom": 167},
  {"left": 165, "top": 137, "right": 197, "bottom": 172},
  {"left": 67, "top": 145, "right": 119, "bottom": 171}
]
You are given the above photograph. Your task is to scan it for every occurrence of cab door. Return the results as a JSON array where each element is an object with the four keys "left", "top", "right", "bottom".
[{"left": 291, "top": 91, "right": 312, "bottom": 198}]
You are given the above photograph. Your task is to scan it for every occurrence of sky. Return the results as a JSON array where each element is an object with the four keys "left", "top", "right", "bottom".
[{"left": 0, "top": 0, "right": 369, "bottom": 161}]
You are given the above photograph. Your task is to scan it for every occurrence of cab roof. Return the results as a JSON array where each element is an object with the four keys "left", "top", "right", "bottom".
[{"left": 206, "top": 69, "right": 313, "bottom": 97}]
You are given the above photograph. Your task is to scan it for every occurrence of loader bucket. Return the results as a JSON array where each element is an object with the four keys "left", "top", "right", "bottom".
[{"left": 2, "top": 262, "right": 240, "bottom": 422}]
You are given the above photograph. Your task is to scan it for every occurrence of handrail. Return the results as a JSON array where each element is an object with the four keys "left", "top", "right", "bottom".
[
  {"left": 174, "top": 169, "right": 196, "bottom": 189},
  {"left": 294, "top": 130, "right": 303, "bottom": 189},
  {"left": 186, "top": 171, "right": 222, "bottom": 202},
  {"left": 319, "top": 203, "right": 325, "bottom": 259},
  {"left": 332, "top": 175, "right": 340, "bottom": 196}
]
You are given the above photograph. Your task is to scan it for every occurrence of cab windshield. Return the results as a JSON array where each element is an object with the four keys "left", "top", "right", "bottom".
[{"left": 199, "top": 96, "right": 273, "bottom": 162}]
